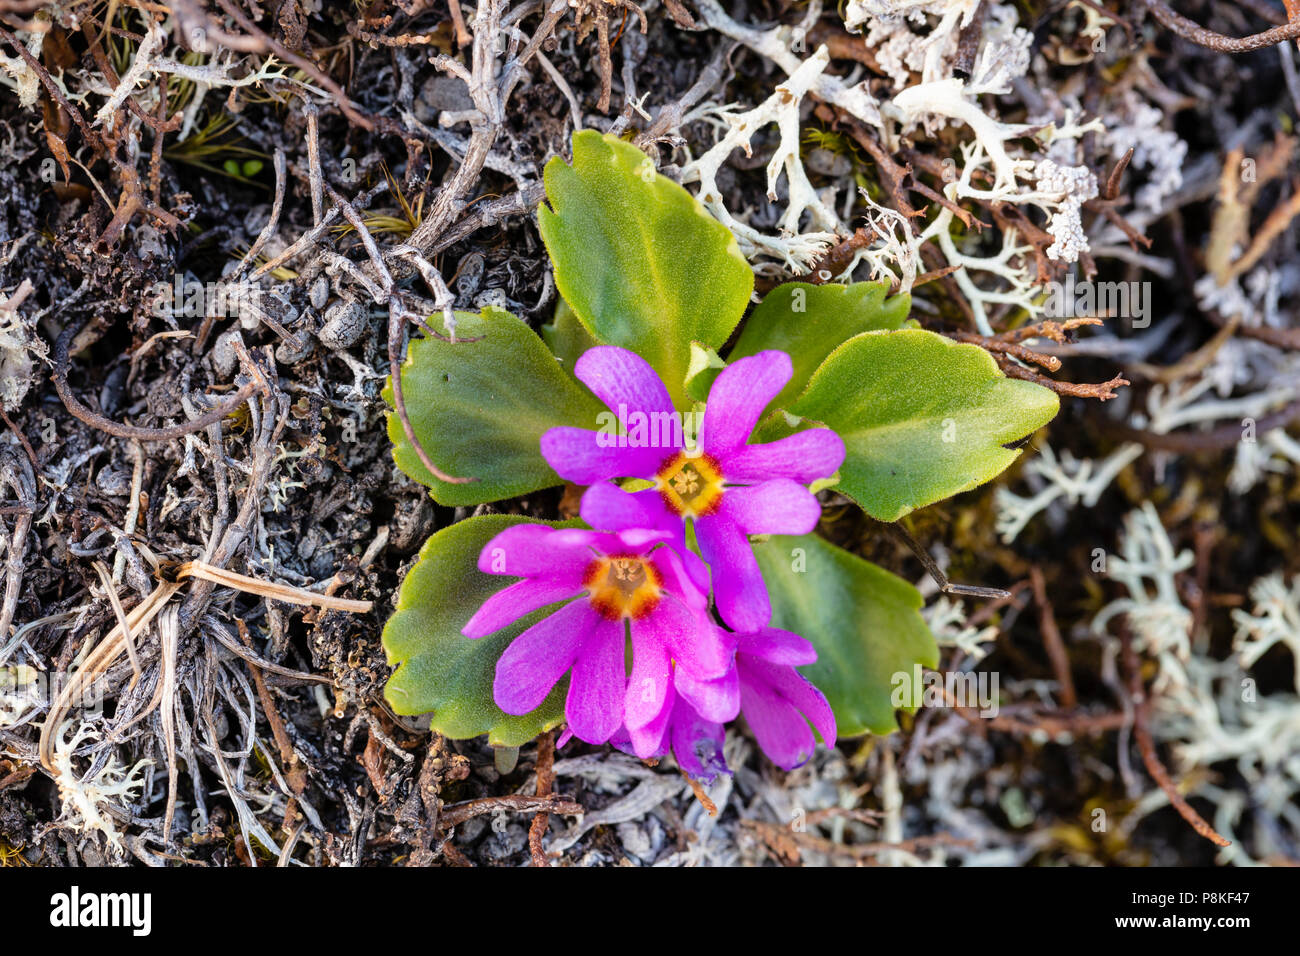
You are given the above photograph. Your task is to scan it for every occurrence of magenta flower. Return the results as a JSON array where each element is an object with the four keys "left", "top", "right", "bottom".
[
  {"left": 540, "top": 346, "right": 844, "bottom": 632},
  {"left": 735, "top": 628, "right": 837, "bottom": 771},
  {"left": 612, "top": 688, "right": 729, "bottom": 783},
  {"left": 612, "top": 628, "right": 837, "bottom": 780},
  {"left": 462, "top": 524, "right": 733, "bottom": 745}
]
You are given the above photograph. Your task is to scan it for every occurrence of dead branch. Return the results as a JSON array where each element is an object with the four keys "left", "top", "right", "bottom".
[{"left": 1141, "top": 0, "right": 1300, "bottom": 52}]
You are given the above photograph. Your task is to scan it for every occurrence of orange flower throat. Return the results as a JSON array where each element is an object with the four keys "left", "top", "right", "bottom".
[
  {"left": 656, "top": 451, "right": 724, "bottom": 518},
  {"left": 585, "top": 554, "right": 663, "bottom": 620}
]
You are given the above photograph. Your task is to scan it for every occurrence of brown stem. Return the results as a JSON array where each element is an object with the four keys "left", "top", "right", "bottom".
[
  {"left": 529, "top": 731, "right": 555, "bottom": 867},
  {"left": 54, "top": 322, "right": 261, "bottom": 442},
  {"left": 1141, "top": 0, "right": 1300, "bottom": 52},
  {"left": 1120, "top": 621, "right": 1231, "bottom": 848}
]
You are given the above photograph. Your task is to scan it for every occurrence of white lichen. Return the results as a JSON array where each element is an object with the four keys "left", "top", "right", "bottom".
[
  {"left": 50, "top": 718, "right": 152, "bottom": 852},
  {"left": 1093, "top": 503, "right": 1196, "bottom": 694},
  {"left": 1233, "top": 574, "right": 1300, "bottom": 685},
  {"left": 995, "top": 441, "right": 1143, "bottom": 543}
]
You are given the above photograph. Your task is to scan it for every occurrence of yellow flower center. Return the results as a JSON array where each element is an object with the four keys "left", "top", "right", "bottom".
[
  {"left": 584, "top": 554, "right": 663, "bottom": 620},
  {"left": 656, "top": 451, "right": 725, "bottom": 518}
]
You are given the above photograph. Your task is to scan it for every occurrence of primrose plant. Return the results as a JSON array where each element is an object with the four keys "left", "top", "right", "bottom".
[{"left": 382, "top": 131, "right": 1058, "bottom": 781}]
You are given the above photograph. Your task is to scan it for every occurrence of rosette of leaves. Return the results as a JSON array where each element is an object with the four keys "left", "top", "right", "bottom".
[{"left": 383, "top": 131, "right": 1058, "bottom": 743}]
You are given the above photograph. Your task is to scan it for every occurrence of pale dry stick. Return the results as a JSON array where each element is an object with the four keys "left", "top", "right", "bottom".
[
  {"left": 107, "top": 661, "right": 167, "bottom": 741},
  {"left": 439, "top": 793, "right": 585, "bottom": 828},
  {"left": 1128, "top": 313, "right": 1240, "bottom": 385},
  {"left": 402, "top": 0, "right": 523, "bottom": 264},
  {"left": 327, "top": 183, "right": 395, "bottom": 292},
  {"left": 250, "top": 180, "right": 390, "bottom": 280},
  {"left": 635, "top": 41, "right": 735, "bottom": 147},
  {"left": 111, "top": 441, "right": 144, "bottom": 584},
  {"left": 277, "top": 819, "right": 308, "bottom": 866},
  {"left": 178, "top": 339, "right": 284, "bottom": 632},
  {"left": 173, "top": 561, "right": 373, "bottom": 613},
  {"left": 609, "top": 26, "right": 647, "bottom": 137},
  {"left": 0, "top": 0, "right": 49, "bottom": 16},
  {"left": 392, "top": 244, "right": 457, "bottom": 337},
  {"left": 201, "top": 709, "right": 281, "bottom": 864},
  {"left": 425, "top": 182, "right": 545, "bottom": 256},
  {"left": 38, "top": 580, "right": 182, "bottom": 772},
  {"left": 0, "top": 278, "right": 32, "bottom": 311},
  {"left": 321, "top": 249, "right": 388, "bottom": 304},
  {"left": 444, "top": 0, "right": 472, "bottom": 47},
  {"left": 157, "top": 605, "right": 181, "bottom": 844},
  {"left": 237, "top": 619, "right": 306, "bottom": 829},
  {"left": 206, "top": 624, "right": 333, "bottom": 684},
  {"left": 1226, "top": 187, "right": 1300, "bottom": 279},
  {"left": 0, "top": 610, "right": 77, "bottom": 668},
  {"left": 0, "top": 448, "right": 34, "bottom": 649},
  {"left": 91, "top": 561, "right": 142, "bottom": 687},
  {"left": 231, "top": 148, "right": 287, "bottom": 278},
  {"left": 320, "top": 188, "right": 473, "bottom": 487},
  {"left": 535, "top": 50, "right": 584, "bottom": 132},
  {"left": 499, "top": 0, "right": 572, "bottom": 113},
  {"left": 305, "top": 106, "right": 323, "bottom": 226},
  {"left": 168, "top": 0, "right": 269, "bottom": 53},
  {"left": 128, "top": 330, "right": 191, "bottom": 389}
]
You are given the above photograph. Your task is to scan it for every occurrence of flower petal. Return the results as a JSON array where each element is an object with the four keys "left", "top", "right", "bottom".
[
  {"left": 462, "top": 581, "right": 580, "bottom": 638},
  {"left": 477, "top": 523, "right": 591, "bottom": 580},
  {"left": 578, "top": 482, "right": 710, "bottom": 593},
  {"left": 540, "top": 426, "right": 663, "bottom": 484},
  {"left": 700, "top": 351, "right": 792, "bottom": 457},
  {"left": 625, "top": 626, "right": 672, "bottom": 730},
  {"left": 723, "top": 479, "right": 822, "bottom": 536},
  {"left": 724, "top": 428, "right": 846, "bottom": 484},
  {"left": 574, "top": 346, "right": 677, "bottom": 425},
  {"left": 647, "top": 539, "right": 710, "bottom": 614},
  {"left": 580, "top": 481, "right": 677, "bottom": 535},
  {"left": 694, "top": 511, "right": 770, "bottom": 632},
  {"left": 565, "top": 615, "right": 627, "bottom": 744},
  {"left": 636, "top": 591, "right": 734, "bottom": 680},
  {"left": 547, "top": 527, "right": 671, "bottom": 557},
  {"left": 737, "top": 627, "right": 817, "bottom": 666},
  {"left": 494, "top": 600, "right": 595, "bottom": 715},
  {"left": 668, "top": 697, "right": 728, "bottom": 783},
  {"left": 748, "top": 656, "right": 837, "bottom": 750},
  {"left": 674, "top": 664, "right": 740, "bottom": 723},
  {"left": 626, "top": 683, "right": 674, "bottom": 759},
  {"left": 738, "top": 667, "right": 817, "bottom": 770}
]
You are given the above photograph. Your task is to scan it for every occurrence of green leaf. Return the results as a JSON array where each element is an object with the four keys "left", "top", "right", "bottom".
[
  {"left": 382, "top": 515, "right": 575, "bottom": 746},
  {"left": 731, "top": 281, "right": 912, "bottom": 411},
  {"left": 384, "top": 306, "right": 604, "bottom": 506},
  {"left": 753, "top": 534, "right": 938, "bottom": 737},
  {"left": 683, "top": 340, "right": 726, "bottom": 403},
  {"left": 789, "top": 329, "right": 1059, "bottom": 521},
  {"left": 539, "top": 296, "right": 598, "bottom": 374},
  {"left": 538, "top": 131, "right": 754, "bottom": 406}
]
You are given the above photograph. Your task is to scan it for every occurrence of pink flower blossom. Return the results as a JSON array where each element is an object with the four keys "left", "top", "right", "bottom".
[
  {"left": 541, "top": 347, "right": 844, "bottom": 632},
  {"left": 462, "top": 524, "right": 733, "bottom": 745}
]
